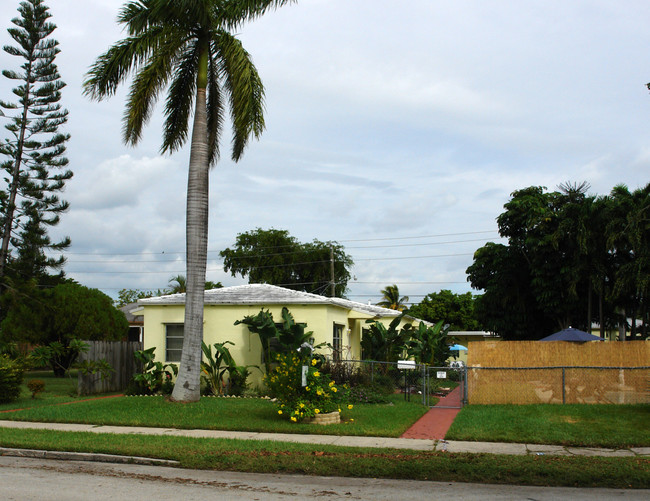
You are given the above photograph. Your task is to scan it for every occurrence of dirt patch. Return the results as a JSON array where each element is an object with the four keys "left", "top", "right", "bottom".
[{"left": 557, "top": 416, "right": 580, "bottom": 424}]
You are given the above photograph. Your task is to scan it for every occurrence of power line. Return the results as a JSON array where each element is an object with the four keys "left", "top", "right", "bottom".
[
  {"left": 64, "top": 251, "right": 477, "bottom": 274},
  {"left": 339, "top": 230, "right": 498, "bottom": 243},
  {"left": 58, "top": 237, "right": 503, "bottom": 265},
  {"left": 54, "top": 229, "right": 500, "bottom": 257}
]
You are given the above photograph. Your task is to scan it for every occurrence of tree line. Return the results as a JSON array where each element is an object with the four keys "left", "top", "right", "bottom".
[{"left": 467, "top": 182, "right": 650, "bottom": 340}]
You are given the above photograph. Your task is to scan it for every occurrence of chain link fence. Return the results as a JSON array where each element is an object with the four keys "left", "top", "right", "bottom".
[
  {"left": 320, "top": 359, "right": 466, "bottom": 408},
  {"left": 467, "top": 366, "right": 650, "bottom": 404},
  {"left": 320, "top": 360, "right": 649, "bottom": 406}
]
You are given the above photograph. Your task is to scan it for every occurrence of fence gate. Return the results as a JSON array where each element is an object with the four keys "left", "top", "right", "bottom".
[{"left": 424, "top": 365, "right": 466, "bottom": 408}]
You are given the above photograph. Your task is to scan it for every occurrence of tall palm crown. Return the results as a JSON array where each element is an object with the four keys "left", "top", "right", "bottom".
[
  {"left": 377, "top": 284, "right": 409, "bottom": 312},
  {"left": 83, "top": 0, "right": 291, "bottom": 163},
  {"left": 84, "top": 0, "right": 293, "bottom": 402}
]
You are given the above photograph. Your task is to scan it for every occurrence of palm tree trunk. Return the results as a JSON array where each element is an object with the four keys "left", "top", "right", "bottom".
[{"left": 170, "top": 84, "right": 210, "bottom": 403}]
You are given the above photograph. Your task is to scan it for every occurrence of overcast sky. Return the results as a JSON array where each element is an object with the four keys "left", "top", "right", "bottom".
[{"left": 1, "top": 0, "right": 649, "bottom": 305}]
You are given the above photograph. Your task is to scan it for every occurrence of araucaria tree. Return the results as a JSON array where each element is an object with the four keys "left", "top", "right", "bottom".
[
  {"left": 84, "top": 0, "right": 294, "bottom": 402},
  {"left": 0, "top": 0, "right": 72, "bottom": 286}
]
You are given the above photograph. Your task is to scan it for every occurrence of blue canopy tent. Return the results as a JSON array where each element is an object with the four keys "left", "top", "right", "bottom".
[{"left": 539, "top": 327, "right": 603, "bottom": 342}]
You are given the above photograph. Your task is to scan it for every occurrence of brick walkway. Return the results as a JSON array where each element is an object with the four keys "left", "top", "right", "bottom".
[{"left": 400, "top": 386, "right": 462, "bottom": 440}]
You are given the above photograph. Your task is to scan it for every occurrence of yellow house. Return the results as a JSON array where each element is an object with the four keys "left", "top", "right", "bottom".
[{"left": 132, "top": 284, "right": 422, "bottom": 381}]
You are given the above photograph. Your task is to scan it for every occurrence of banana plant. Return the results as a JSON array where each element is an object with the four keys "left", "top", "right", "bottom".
[
  {"left": 132, "top": 347, "right": 178, "bottom": 394},
  {"left": 361, "top": 315, "right": 413, "bottom": 363},
  {"left": 406, "top": 320, "right": 456, "bottom": 366},
  {"left": 201, "top": 341, "right": 258, "bottom": 396}
]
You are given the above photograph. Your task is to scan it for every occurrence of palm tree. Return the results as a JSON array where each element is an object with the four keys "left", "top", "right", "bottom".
[
  {"left": 167, "top": 274, "right": 221, "bottom": 293},
  {"left": 377, "top": 284, "right": 409, "bottom": 312},
  {"left": 167, "top": 274, "right": 187, "bottom": 294},
  {"left": 83, "top": 0, "right": 294, "bottom": 402}
]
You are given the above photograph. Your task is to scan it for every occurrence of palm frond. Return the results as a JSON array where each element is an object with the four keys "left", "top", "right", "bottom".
[
  {"left": 162, "top": 43, "right": 199, "bottom": 154},
  {"left": 149, "top": 0, "right": 212, "bottom": 31},
  {"left": 118, "top": 1, "right": 155, "bottom": 35},
  {"left": 83, "top": 26, "right": 167, "bottom": 100},
  {"left": 219, "top": 0, "right": 296, "bottom": 29},
  {"left": 214, "top": 30, "right": 265, "bottom": 161},
  {"left": 206, "top": 48, "right": 224, "bottom": 166},
  {"left": 123, "top": 34, "right": 188, "bottom": 145}
]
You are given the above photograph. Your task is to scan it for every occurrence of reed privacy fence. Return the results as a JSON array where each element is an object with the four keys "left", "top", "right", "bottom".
[
  {"left": 466, "top": 340, "right": 649, "bottom": 405},
  {"left": 77, "top": 341, "right": 143, "bottom": 395},
  {"left": 466, "top": 365, "right": 649, "bottom": 404}
]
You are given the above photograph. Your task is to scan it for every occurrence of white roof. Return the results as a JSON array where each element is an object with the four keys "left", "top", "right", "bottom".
[
  {"left": 451, "top": 330, "right": 499, "bottom": 337},
  {"left": 138, "top": 283, "right": 414, "bottom": 320}
]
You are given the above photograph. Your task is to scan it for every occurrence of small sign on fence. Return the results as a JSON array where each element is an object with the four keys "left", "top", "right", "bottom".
[
  {"left": 436, "top": 371, "right": 447, "bottom": 379},
  {"left": 397, "top": 360, "right": 416, "bottom": 370}
]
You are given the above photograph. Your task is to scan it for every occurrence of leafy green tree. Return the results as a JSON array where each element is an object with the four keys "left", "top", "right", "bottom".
[
  {"left": 220, "top": 228, "right": 353, "bottom": 297},
  {"left": 1, "top": 282, "right": 128, "bottom": 376},
  {"left": 467, "top": 242, "right": 552, "bottom": 340},
  {"left": 84, "top": 0, "right": 294, "bottom": 402},
  {"left": 115, "top": 288, "right": 161, "bottom": 308},
  {"left": 467, "top": 182, "right": 650, "bottom": 340},
  {"left": 115, "top": 278, "right": 222, "bottom": 308},
  {"left": 376, "top": 284, "right": 409, "bottom": 311},
  {"left": 407, "top": 289, "right": 482, "bottom": 330},
  {"left": 468, "top": 185, "right": 595, "bottom": 339},
  {"left": 0, "top": 0, "right": 72, "bottom": 285},
  {"left": 605, "top": 184, "right": 650, "bottom": 338}
]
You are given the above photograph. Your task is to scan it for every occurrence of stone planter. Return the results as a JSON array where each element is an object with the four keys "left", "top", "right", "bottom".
[{"left": 305, "top": 411, "right": 340, "bottom": 425}]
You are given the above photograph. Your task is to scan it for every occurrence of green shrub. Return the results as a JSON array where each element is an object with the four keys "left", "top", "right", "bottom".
[
  {"left": 265, "top": 352, "right": 351, "bottom": 422},
  {"left": 371, "top": 372, "right": 396, "bottom": 394},
  {"left": 348, "top": 383, "right": 391, "bottom": 404},
  {"left": 227, "top": 367, "right": 250, "bottom": 396},
  {"left": 0, "top": 355, "right": 24, "bottom": 403},
  {"left": 320, "top": 360, "right": 370, "bottom": 387},
  {"left": 27, "top": 379, "right": 45, "bottom": 398}
]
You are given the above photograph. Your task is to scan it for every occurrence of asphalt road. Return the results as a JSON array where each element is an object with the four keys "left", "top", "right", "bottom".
[{"left": 0, "top": 456, "right": 648, "bottom": 500}]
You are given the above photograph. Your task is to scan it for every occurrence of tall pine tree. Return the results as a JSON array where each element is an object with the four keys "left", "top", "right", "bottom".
[{"left": 0, "top": 0, "right": 72, "bottom": 286}]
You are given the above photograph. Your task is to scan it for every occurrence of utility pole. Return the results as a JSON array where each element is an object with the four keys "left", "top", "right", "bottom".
[{"left": 330, "top": 244, "right": 335, "bottom": 297}]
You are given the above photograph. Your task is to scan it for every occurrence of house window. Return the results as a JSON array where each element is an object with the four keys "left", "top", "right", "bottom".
[
  {"left": 333, "top": 323, "right": 344, "bottom": 362},
  {"left": 165, "top": 324, "right": 184, "bottom": 362}
]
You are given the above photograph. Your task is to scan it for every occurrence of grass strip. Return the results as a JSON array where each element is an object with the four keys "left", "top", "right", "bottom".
[
  {"left": 1, "top": 394, "right": 428, "bottom": 438},
  {"left": 447, "top": 404, "right": 650, "bottom": 448},
  {"left": 0, "top": 427, "right": 648, "bottom": 489}
]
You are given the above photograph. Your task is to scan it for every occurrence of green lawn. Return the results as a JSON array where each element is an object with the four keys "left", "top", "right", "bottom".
[
  {"left": 0, "top": 427, "right": 647, "bottom": 489},
  {"left": 447, "top": 403, "right": 650, "bottom": 448},
  {"left": 2, "top": 373, "right": 649, "bottom": 488},
  {"left": 1, "top": 376, "right": 429, "bottom": 438},
  {"left": 3, "top": 372, "right": 649, "bottom": 447}
]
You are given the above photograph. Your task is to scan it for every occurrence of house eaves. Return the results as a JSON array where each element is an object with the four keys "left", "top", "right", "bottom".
[{"left": 137, "top": 284, "right": 424, "bottom": 322}]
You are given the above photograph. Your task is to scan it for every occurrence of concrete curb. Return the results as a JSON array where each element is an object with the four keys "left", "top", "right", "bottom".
[{"left": 0, "top": 446, "right": 180, "bottom": 466}]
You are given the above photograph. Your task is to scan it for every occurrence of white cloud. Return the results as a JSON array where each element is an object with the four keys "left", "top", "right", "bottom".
[{"left": 2, "top": 0, "right": 649, "bottom": 301}]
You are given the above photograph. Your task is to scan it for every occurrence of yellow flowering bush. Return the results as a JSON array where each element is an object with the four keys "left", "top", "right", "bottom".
[{"left": 265, "top": 352, "right": 350, "bottom": 422}]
